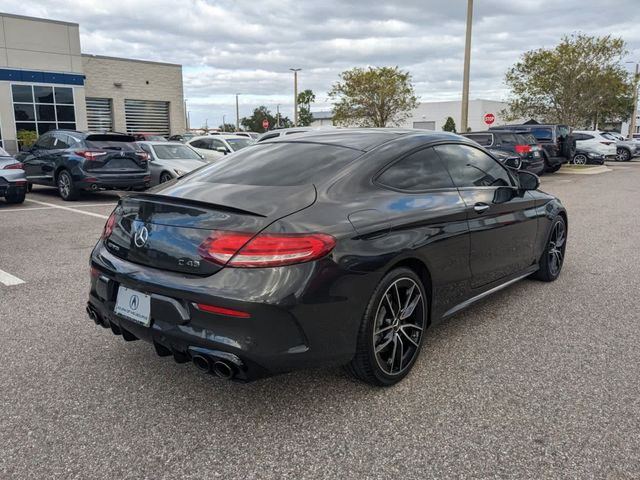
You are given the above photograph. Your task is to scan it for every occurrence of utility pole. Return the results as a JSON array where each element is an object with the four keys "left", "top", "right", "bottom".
[
  {"left": 235, "top": 93, "right": 240, "bottom": 132},
  {"left": 290, "top": 68, "right": 301, "bottom": 127},
  {"left": 222, "top": 114, "right": 226, "bottom": 132},
  {"left": 460, "top": 0, "right": 473, "bottom": 133},
  {"left": 276, "top": 104, "right": 281, "bottom": 128},
  {"left": 628, "top": 62, "right": 639, "bottom": 139}
]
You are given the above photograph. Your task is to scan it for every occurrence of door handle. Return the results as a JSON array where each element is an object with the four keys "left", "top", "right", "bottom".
[{"left": 473, "top": 203, "right": 490, "bottom": 213}]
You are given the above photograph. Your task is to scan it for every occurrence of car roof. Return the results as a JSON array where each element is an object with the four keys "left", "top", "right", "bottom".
[
  {"left": 137, "top": 141, "right": 186, "bottom": 146},
  {"left": 261, "top": 128, "right": 462, "bottom": 152}
]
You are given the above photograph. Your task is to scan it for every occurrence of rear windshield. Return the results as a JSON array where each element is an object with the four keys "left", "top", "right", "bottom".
[
  {"left": 225, "top": 138, "right": 254, "bottom": 150},
  {"left": 187, "top": 142, "right": 361, "bottom": 186},
  {"left": 85, "top": 134, "right": 138, "bottom": 151},
  {"left": 520, "top": 134, "right": 538, "bottom": 145},
  {"left": 152, "top": 144, "right": 202, "bottom": 160},
  {"left": 464, "top": 134, "right": 492, "bottom": 146},
  {"left": 529, "top": 128, "right": 553, "bottom": 141}
]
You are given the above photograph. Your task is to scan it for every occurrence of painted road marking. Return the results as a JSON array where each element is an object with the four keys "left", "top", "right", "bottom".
[
  {"left": 0, "top": 203, "right": 116, "bottom": 214},
  {"left": 24, "top": 199, "right": 110, "bottom": 219},
  {"left": 0, "top": 269, "right": 25, "bottom": 286}
]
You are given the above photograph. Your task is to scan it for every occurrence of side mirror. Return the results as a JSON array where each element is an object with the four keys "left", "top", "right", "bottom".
[
  {"left": 215, "top": 147, "right": 229, "bottom": 154},
  {"left": 503, "top": 156, "right": 522, "bottom": 170},
  {"left": 517, "top": 170, "right": 540, "bottom": 191}
]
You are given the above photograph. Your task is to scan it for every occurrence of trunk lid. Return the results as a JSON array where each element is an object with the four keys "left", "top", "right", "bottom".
[
  {"left": 83, "top": 134, "right": 148, "bottom": 172},
  {"left": 104, "top": 181, "right": 316, "bottom": 275}
]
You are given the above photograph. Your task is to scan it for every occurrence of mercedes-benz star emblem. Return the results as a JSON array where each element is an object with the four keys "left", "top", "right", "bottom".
[
  {"left": 129, "top": 295, "right": 139, "bottom": 310},
  {"left": 134, "top": 225, "right": 149, "bottom": 248}
]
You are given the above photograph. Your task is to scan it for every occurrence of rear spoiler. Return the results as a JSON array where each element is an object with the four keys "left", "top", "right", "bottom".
[{"left": 86, "top": 134, "right": 136, "bottom": 143}]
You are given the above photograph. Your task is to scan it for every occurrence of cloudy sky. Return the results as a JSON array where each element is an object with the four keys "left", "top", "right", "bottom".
[{"left": 2, "top": 0, "right": 640, "bottom": 128}]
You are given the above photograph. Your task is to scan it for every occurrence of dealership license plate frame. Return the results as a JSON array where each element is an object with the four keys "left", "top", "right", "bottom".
[{"left": 114, "top": 286, "right": 151, "bottom": 327}]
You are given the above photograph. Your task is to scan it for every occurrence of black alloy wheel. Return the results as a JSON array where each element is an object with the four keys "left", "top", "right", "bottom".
[
  {"left": 533, "top": 216, "right": 567, "bottom": 282},
  {"left": 160, "top": 172, "right": 173, "bottom": 184},
  {"left": 347, "top": 267, "right": 427, "bottom": 386},
  {"left": 573, "top": 153, "right": 587, "bottom": 165},
  {"left": 57, "top": 170, "right": 79, "bottom": 201}
]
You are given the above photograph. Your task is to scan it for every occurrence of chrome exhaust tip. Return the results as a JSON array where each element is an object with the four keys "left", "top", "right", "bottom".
[
  {"left": 192, "top": 354, "right": 211, "bottom": 373},
  {"left": 212, "top": 360, "right": 235, "bottom": 380}
]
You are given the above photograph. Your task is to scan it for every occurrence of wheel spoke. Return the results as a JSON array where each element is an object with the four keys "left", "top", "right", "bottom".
[
  {"left": 400, "top": 292, "right": 421, "bottom": 320},
  {"left": 388, "top": 335, "right": 398, "bottom": 372},
  {"left": 403, "top": 284, "right": 416, "bottom": 312},
  {"left": 393, "top": 282, "right": 402, "bottom": 314},
  {"left": 375, "top": 336, "right": 393, "bottom": 353},
  {"left": 384, "top": 293, "right": 397, "bottom": 319},
  {"left": 402, "top": 323, "right": 423, "bottom": 332},
  {"left": 399, "top": 327, "right": 420, "bottom": 348},
  {"left": 374, "top": 324, "right": 394, "bottom": 336},
  {"left": 395, "top": 334, "right": 404, "bottom": 372}
]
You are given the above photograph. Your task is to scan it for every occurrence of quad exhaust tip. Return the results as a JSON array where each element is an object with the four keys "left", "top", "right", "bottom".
[{"left": 188, "top": 347, "right": 241, "bottom": 380}]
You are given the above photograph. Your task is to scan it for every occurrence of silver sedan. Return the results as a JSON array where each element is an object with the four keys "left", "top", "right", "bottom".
[
  {"left": 137, "top": 142, "right": 208, "bottom": 185},
  {"left": 0, "top": 147, "right": 27, "bottom": 204}
]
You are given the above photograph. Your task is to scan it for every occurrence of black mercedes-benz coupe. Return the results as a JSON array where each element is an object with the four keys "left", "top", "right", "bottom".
[{"left": 87, "top": 129, "right": 567, "bottom": 386}]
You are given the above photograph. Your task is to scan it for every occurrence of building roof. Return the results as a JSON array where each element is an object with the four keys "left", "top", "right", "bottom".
[{"left": 0, "top": 12, "right": 78, "bottom": 27}]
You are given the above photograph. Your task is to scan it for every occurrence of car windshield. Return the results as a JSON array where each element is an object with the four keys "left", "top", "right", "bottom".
[
  {"left": 464, "top": 134, "right": 492, "bottom": 146},
  {"left": 187, "top": 142, "right": 360, "bottom": 186},
  {"left": 225, "top": 138, "right": 254, "bottom": 150},
  {"left": 152, "top": 144, "right": 202, "bottom": 160}
]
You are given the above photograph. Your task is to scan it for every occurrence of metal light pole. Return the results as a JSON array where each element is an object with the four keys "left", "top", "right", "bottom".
[
  {"left": 222, "top": 114, "right": 226, "bottom": 132},
  {"left": 460, "top": 0, "right": 474, "bottom": 133},
  {"left": 276, "top": 104, "right": 281, "bottom": 128},
  {"left": 235, "top": 93, "right": 240, "bottom": 132},
  {"left": 627, "top": 62, "right": 639, "bottom": 139},
  {"left": 290, "top": 68, "right": 301, "bottom": 127}
]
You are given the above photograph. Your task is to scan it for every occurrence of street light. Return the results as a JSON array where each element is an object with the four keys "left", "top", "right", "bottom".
[
  {"left": 235, "top": 93, "right": 240, "bottom": 132},
  {"left": 460, "top": 0, "right": 473, "bottom": 133},
  {"left": 222, "top": 114, "right": 226, "bottom": 132},
  {"left": 290, "top": 68, "right": 302, "bottom": 127},
  {"left": 626, "top": 61, "right": 639, "bottom": 139},
  {"left": 276, "top": 104, "right": 281, "bottom": 128}
]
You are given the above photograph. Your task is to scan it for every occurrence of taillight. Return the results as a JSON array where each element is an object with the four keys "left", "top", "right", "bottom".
[
  {"left": 198, "top": 231, "right": 336, "bottom": 267},
  {"left": 194, "top": 303, "right": 250, "bottom": 318},
  {"left": 3, "top": 162, "right": 23, "bottom": 169},
  {"left": 514, "top": 145, "right": 532, "bottom": 154},
  {"left": 138, "top": 151, "right": 149, "bottom": 161},
  {"left": 102, "top": 210, "right": 117, "bottom": 239},
  {"left": 76, "top": 150, "right": 107, "bottom": 160}
]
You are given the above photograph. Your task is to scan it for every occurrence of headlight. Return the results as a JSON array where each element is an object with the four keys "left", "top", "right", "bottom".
[
  {"left": 174, "top": 169, "right": 186, "bottom": 177},
  {"left": 587, "top": 152, "right": 600, "bottom": 158}
]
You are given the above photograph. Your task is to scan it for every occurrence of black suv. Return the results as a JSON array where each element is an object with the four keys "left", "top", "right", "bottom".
[
  {"left": 462, "top": 130, "right": 545, "bottom": 175},
  {"left": 17, "top": 130, "right": 150, "bottom": 200},
  {"left": 489, "top": 124, "right": 574, "bottom": 172}
]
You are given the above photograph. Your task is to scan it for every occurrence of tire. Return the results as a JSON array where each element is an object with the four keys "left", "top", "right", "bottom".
[
  {"left": 159, "top": 172, "right": 173, "bottom": 183},
  {"left": 532, "top": 216, "right": 567, "bottom": 282},
  {"left": 27, "top": 182, "right": 33, "bottom": 193},
  {"left": 616, "top": 148, "right": 631, "bottom": 162},
  {"left": 346, "top": 267, "right": 428, "bottom": 386},
  {"left": 5, "top": 189, "right": 26, "bottom": 204},
  {"left": 547, "top": 163, "right": 562, "bottom": 173},
  {"left": 57, "top": 170, "right": 79, "bottom": 201},
  {"left": 572, "top": 154, "right": 587, "bottom": 165}
]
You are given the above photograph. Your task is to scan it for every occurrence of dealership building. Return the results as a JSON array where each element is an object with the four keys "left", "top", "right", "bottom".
[{"left": 0, "top": 12, "right": 185, "bottom": 153}]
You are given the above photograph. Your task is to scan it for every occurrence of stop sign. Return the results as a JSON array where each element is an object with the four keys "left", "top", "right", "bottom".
[
  {"left": 484, "top": 113, "right": 495, "bottom": 125},
  {"left": 262, "top": 119, "right": 269, "bottom": 130}
]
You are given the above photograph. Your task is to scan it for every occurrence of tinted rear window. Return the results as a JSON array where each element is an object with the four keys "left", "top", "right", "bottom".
[
  {"left": 520, "top": 134, "right": 538, "bottom": 144},
  {"left": 188, "top": 142, "right": 360, "bottom": 186},
  {"left": 529, "top": 128, "right": 553, "bottom": 141},
  {"left": 85, "top": 134, "right": 138, "bottom": 151},
  {"left": 464, "top": 134, "right": 493, "bottom": 146}
]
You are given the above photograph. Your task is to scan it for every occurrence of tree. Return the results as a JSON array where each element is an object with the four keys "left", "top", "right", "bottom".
[
  {"left": 328, "top": 66, "right": 419, "bottom": 127},
  {"left": 442, "top": 116, "right": 457, "bottom": 133},
  {"left": 503, "top": 34, "right": 634, "bottom": 127},
  {"left": 218, "top": 123, "right": 237, "bottom": 132},
  {"left": 240, "top": 106, "right": 277, "bottom": 132},
  {"left": 297, "top": 89, "right": 316, "bottom": 126}
]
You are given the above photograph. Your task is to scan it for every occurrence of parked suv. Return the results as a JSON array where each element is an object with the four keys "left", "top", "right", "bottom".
[
  {"left": 16, "top": 131, "right": 150, "bottom": 201},
  {"left": 462, "top": 130, "right": 545, "bottom": 175},
  {"left": 490, "top": 124, "right": 574, "bottom": 172}
]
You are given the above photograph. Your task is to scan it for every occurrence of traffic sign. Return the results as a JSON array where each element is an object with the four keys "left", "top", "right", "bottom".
[
  {"left": 262, "top": 119, "right": 269, "bottom": 129},
  {"left": 484, "top": 113, "right": 495, "bottom": 125}
]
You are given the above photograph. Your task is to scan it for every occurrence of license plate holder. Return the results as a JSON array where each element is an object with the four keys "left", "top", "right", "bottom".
[{"left": 114, "top": 286, "right": 151, "bottom": 326}]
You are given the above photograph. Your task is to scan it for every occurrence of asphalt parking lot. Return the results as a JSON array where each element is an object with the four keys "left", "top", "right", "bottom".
[{"left": 1, "top": 162, "right": 640, "bottom": 479}]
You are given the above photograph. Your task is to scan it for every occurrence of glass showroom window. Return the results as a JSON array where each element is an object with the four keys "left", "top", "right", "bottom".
[{"left": 12, "top": 84, "right": 76, "bottom": 137}]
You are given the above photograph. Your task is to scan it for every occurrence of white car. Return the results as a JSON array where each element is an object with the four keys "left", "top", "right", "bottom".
[
  {"left": 257, "top": 126, "right": 337, "bottom": 142},
  {"left": 572, "top": 130, "right": 616, "bottom": 158},
  {"left": 186, "top": 135, "right": 255, "bottom": 162}
]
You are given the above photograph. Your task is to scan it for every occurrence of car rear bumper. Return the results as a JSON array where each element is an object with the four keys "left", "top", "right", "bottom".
[
  {"left": 87, "top": 241, "right": 366, "bottom": 381},
  {"left": 77, "top": 173, "right": 150, "bottom": 191},
  {"left": 0, "top": 176, "right": 27, "bottom": 197},
  {"left": 521, "top": 157, "right": 545, "bottom": 174}
]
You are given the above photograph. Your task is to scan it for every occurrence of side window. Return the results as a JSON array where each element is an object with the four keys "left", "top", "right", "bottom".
[
  {"left": 51, "top": 134, "right": 70, "bottom": 150},
  {"left": 210, "top": 139, "right": 226, "bottom": 150},
  {"left": 500, "top": 133, "right": 517, "bottom": 145},
  {"left": 35, "top": 134, "right": 54, "bottom": 149},
  {"left": 434, "top": 144, "right": 512, "bottom": 188},
  {"left": 190, "top": 140, "right": 205, "bottom": 149},
  {"left": 376, "top": 147, "right": 454, "bottom": 191}
]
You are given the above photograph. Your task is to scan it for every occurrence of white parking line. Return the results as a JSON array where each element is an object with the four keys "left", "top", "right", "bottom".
[
  {"left": 24, "top": 199, "right": 110, "bottom": 219},
  {"left": 0, "top": 203, "right": 116, "bottom": 214},
  {"left": 0, "top": 269, "right": 25, "bottom": 286}
]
